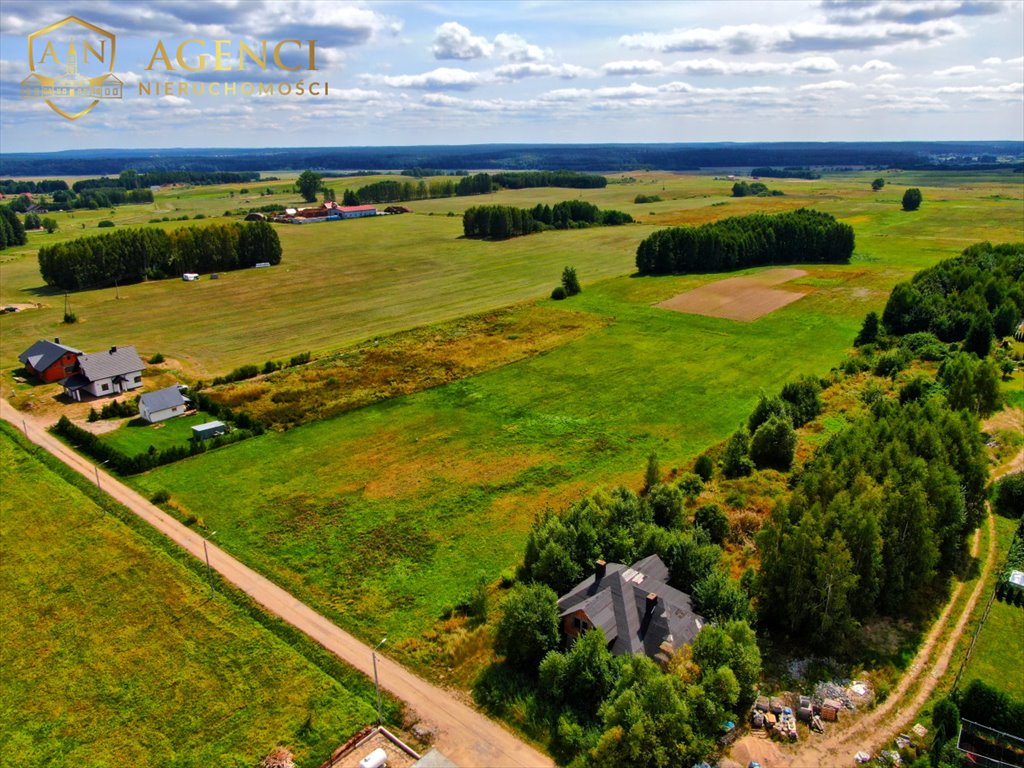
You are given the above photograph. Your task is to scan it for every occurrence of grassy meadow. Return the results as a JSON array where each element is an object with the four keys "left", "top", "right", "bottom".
[
  {"left": 2, "top": 168, "right": 1022, "bottom": 679},
  {"left": 0, "top": 426, "right": 378, "bottom": 767}
]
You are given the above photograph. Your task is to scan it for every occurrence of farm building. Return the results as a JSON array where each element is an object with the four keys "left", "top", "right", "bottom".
[
  {"left": 62, "top": 346, "right": 144, "bottom": 401},
  {"left": 138, "top": 385, "right": 190, "bottom": 424},
  {"left": 557, "top": 555, "right": 705, "bottom": 664},
  {"left": 191, "top": 421, "right": 227, "bottom": 441},
  {"left": 338, "top": 205, "right": 377, "bottom": 219},
  {"left": 18, "top": 338, "right": 82, "bottom": 383}
]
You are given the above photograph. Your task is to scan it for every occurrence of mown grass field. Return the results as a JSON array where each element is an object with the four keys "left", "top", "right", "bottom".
[
  {"left": 1, "top": 171, "right": 1020, "bottom": 383},
  {"left": 98, "top": 411, "right": 211, "bottom": 455},
  {"left": 3, "top": 169, "right": 1022, "bottom": 678},
  {"left": 0, "top": 426, "right": 377, "bottom": 767}
]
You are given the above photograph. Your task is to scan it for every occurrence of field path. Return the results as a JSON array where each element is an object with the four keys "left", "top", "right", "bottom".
[{"left": 1, "top": 399, "right": 553, "bottom": 768}]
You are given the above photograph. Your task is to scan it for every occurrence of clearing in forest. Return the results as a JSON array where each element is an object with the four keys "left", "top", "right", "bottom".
[{"left": 656, "top": 267, "right": 812, "bottom": 321}]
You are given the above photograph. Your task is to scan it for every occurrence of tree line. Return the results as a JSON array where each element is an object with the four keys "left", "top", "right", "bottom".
[
  {"left": 71, "top": 170, "right": 260, "bottom": 192},
  {"left": 731, "top": 181, "right": 784, "bottom": 197},
  {"left": 463, "top": 201, "right": 633, "bottom": 240},
  {"left": 0, "top": 179, "right": 69, "bottom": 194},
  {"left": 38, "top": 221, "right": 282, "bottom": 290},
  {"left": 0, "top": 206, "right": 27, "bottom": 250},
  {"left": 342, "top": 171, "right": 608, "bottom": 205},
  {"left": 749, "top": 167, "right": 821, "bottom": 179},
  {"left": 635, "top": 208, "right": 854, "bottom": 275}
]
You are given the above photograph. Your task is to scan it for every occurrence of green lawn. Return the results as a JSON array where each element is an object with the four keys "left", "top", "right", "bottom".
[
  {"left": 0, "top": 427, "right": 377, "bottom": 767},
  {"left": 98, "top": 412, "right": 213, "bottom": 455}
]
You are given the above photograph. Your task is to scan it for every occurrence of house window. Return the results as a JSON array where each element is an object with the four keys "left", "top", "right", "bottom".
[
  {"left": 99, "top": 382, "right": 108, "bottom": 392},
  {"left": 572, "top": 616, "right": 590, "bottom": 632}
]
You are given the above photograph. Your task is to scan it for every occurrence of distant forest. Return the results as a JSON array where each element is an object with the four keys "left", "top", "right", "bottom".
[{"left": 2, "top": 142, "right": 1020, "bottom": 176}]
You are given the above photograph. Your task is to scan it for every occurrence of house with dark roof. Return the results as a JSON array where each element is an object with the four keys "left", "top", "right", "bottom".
[
  {"left": 18, "top": 338, "right": 83, "bottom": 383},
  {"left": 557, "top": 554, "right": 704, "bottom": 666},
  {"left": 138, "top": 385, "right": 190, "bottom": 423},
  {"left": 62, "top": 345, "right": 144, "bottom": 401}
]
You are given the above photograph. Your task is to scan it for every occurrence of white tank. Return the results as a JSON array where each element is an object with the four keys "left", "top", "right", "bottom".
[{"left": 358, "top": 747, "right": 388, "bottom": 768}]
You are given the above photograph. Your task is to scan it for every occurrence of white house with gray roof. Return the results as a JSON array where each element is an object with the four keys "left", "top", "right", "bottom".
[
  {"left": 138, "top": 385, "right": 190, "bottom": 423},
  {"left": 557, "top": 554, "right": 704, "bottom": 666},
  {"left": 62, "top": 345, "right": 144, "bottom": 402}
]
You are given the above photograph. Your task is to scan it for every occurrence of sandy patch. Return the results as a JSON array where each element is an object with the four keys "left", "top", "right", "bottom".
[
  {"left": 724, "top": 733, "right": 792, "bottom": 768},
  {"left": 656, "top": 268, "right": 811, "bottom": 322}
]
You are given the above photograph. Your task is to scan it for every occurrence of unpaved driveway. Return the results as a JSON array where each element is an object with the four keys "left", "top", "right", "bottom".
[{"left": 1, "top": 399, "right": 553, "bottom": 768}]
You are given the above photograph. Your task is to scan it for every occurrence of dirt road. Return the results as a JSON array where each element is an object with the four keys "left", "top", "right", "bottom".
[{"left": 1, "top": 400, "right": 553, "bottom": 768}]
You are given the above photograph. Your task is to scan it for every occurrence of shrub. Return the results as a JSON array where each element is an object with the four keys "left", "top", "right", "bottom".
[
  {"left": 749, "top": 414, "right": 797, "bottom": 471},
  {"left": 902, "top": 188, "right": 922, "bottom": 211},
  {"left": 148, "top": 352, "right": 165, "bottom": 364},
  {"left": 97, "top": 220, "right": 115, "bottom": 228},
  {"left": 694, "top": 453, "right": 714, "bottom": 482},
  {"left": 150, "top": 489, "right": 171, "bottom": 504},
  {"left": 561, "top": 266, "right": 581, "bottom": 297},
  {"left": 694, "top": 503, "right": 729, "bottom": 545},
  {"left": 992, "top": 472, "right": 1024, "bottom": 519},
  {"left": 550, "top": 286, "right": 567, "bottom": 300},
  {"left": 62, "top": 311, "right": 77, "bottom": 324}
]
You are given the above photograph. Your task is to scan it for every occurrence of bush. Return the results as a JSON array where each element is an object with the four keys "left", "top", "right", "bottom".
[
  {"left": 694, "top": 454, "right": 714, "bottom": 482},
  {"left": 97, "top": 220, "right": 115, "bottom": 228},
  {"left": 150, "top": 489, "right": 171, "bottom": 504},
  {"left": 694, "top": 503, "right": 729, "bottom": 545},
  {"left": 992, "top": 472, "right": 1024, "bottom": 519},
  {"left": 494, "top": 583, "right": 560, "bottom": 674},
  {"left": 749, "top": 414, "right": 797, "bottom": 471},
  {"left": 63, "top": 311, "right": 77, "bottom": 324},
  {"left": 551, "top": 286, "right": 567, "bottom": 300},
  {"left": 561, "top": 266, "right": 581, "bottom": 297},
  {"left": 902, "top": 188, "right": 923, "bottom": 211},
  {"left": 148, "top": 352, "right": 165, "bottom": 364},
  {"left": 780, "top": 376, "right": 822, "bottom": 427},
  {"left": 723, "top": 428, "right": 754, "bottom": 479}
]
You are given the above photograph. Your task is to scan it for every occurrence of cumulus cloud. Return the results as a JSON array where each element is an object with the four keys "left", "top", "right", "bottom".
[
  {"left": 602, "top": 56, "right": 840, "bottom": 77},
  {"left": 620, "top": 19, "right": 964, "bottom": 55},
  {"left": 820, "top": 0, "right": 1009, "bottom": 25},
  {"left": 431, "top": 21, "right": 493, "bottom": 60},
  {"left": 494, "top": 33, "right": 546, "bottom": 62},
  {"left": 798, "top": 79, "right": 856, "bottom": 90},
  {"left": 1, "top": 0, "right": 399, "bottom": 48},
  {"left": 374, "top": 67, "right": 490, "bottom": 90},
  {"left": 494, "top": 63, "right": 590, "bottom": 80},
  {"left": 933, "top": 64, "right": 992, "bottom": 76},
  {"left": 849, "top": 59, "right": 897, "bottom": 72}
]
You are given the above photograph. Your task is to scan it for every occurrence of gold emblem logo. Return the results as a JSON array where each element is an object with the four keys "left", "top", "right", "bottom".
[{"left": 21, "top": 16, "right": 121, "bottom": 121}]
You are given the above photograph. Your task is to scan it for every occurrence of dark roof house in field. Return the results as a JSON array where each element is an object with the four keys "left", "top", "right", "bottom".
[
  {"left": 138, "top": 385, "right": 190, "bottom": 424},
  {"left": 62, "top": 345, "right": 144, "bottom": 402},
  {"left": 557, "top": 554, "right": 705, "bottom": 665},
  {"left": 18, "top": 338, "right": 82, "bottom": 383}
]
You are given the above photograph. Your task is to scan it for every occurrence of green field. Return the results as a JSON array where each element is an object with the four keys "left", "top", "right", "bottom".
[
  {"left": 961, "top": 514, "right": 1024, "bottom": 699},
  {"left": 2, "top": 171, "right": 1020, "bottom": 382},
  {"left": 3, "top": 169, "right": 1023, "bottom": 678},
  {"left": 0, "top": 427, "right": 377, "bottom": 767}
]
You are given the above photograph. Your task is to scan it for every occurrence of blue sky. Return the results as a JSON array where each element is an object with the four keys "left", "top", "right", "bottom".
[{"left": 0, "top": 0, "right": 1021, "bottom": 153}]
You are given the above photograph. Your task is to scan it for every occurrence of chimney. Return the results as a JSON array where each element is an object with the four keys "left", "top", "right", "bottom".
[
  {"left": 109, "top": 346, "right": 117, "bottom": 354},
  {"left": 645, "top": 592, "right": 658, "bottom": 617},
  {"left": 54, "top": 337, "right": 60, "bottom": 344},
  {"left": 595, "top": 559, "right": 606, "bottom": 582}
]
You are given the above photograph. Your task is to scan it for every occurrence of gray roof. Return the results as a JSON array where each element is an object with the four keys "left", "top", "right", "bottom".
[
  {"left": 558, "top": 554, "right": 704, "bottom": 658},
  {"left": 18, "top": 339, "right": 82, "bottom": 371},
  {"left": 77, "top": 345, "right": 144, "bottom": 382},
  {"left": 140, "top": 385, "right": 188, "bottom": 413}
]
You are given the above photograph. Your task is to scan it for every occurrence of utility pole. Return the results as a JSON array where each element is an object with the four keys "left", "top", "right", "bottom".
[{"left": 372, "top": 638, "right": 387, "bottom": 724}]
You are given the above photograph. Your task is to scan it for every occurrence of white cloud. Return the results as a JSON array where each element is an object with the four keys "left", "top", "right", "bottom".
[
  {"left": 601, "top": 56, "right": 840, "bottom": 77},
  {"left": 874, "top": 73, "right": 906, "bottom": 81},
  {"left": 798, "top": 79, "right": 856, "bottom": 90},
  {"left": 849, "top": 59, "right": 897, "bottom": 72},
  {"left": 494, "top": 63, "right": 591, "bottom": 80},
  {"left": 376, "top": 67, "right": 490, "bottom": 90},
  {"left": 937, "top": 82, "right": 1023, "bottom": 94},
  {"left": 982, "top": 56, "right": 1004, "bottom": 65},
  {"left": 431, "top": 21, "right": 494, "bottom": 60},
  {"left": 933, "top": 64, "right": 986, "bottom": 76},
  {"left": 619, "top": 19, "right": 964, "bottom": 55},
  {"left": 494, "top": 33, "right": 546, "bottom": 62},
  {"left": 821, "top": 0, "right": 1009, "bottom": 25}
]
